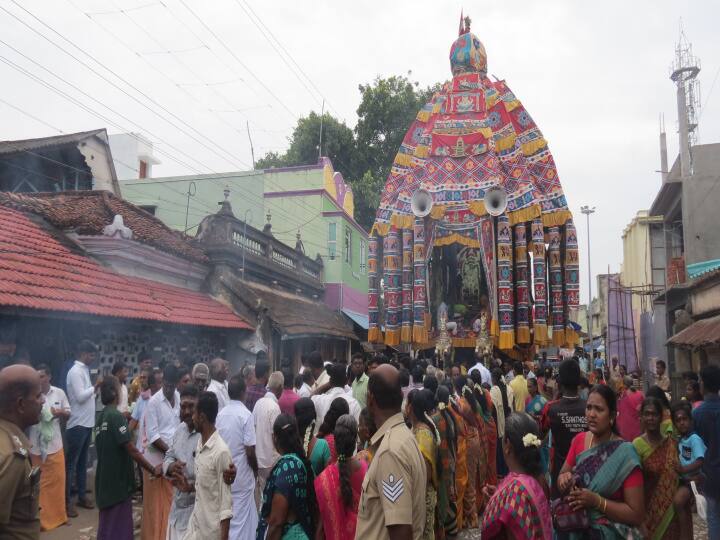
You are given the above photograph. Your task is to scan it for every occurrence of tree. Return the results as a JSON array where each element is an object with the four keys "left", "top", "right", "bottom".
[
  {"left": 256, "top": 112, "right": 356, "bottom": 176},
  {"left": 255, "top": 74, "right": 440, "bottom": 231},
  {"left": 351, "top": 74, "right": 439, "bottom": 229}
]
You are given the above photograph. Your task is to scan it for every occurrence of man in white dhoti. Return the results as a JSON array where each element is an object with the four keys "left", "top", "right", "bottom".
[{"left": 216, "top": 373, "right": 258, "bottom": 540}]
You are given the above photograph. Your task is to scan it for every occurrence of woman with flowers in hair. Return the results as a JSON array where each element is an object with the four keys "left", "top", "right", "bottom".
[
  {"left": 256, "top": 414, "right": 317, "bottom": 540},
  {"left": 480, "top": 412, "right": 553, "bottom": 539},
  {"left": 407, "top": 389, "right": 440, "bottom": 540},
  {"left": 294, "top": 397, "right": 330, "bottom": 476},
  {"left": 314, "top": 414, "right": 368, "bottom": 540}
]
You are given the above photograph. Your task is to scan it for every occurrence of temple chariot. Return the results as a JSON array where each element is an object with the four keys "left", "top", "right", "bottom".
[{"left": 367, "top": 17, "right": 580, "bottom": 361}]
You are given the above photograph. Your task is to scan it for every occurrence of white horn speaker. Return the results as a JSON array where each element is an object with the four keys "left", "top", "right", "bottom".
[
  {"left": 484, "top": 187, "right": 507, "bottom": 216},
  {"left": 411, "top": 189, "right": 434, "bottom": 218}
]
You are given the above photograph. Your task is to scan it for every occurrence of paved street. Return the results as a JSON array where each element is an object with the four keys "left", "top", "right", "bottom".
[{"left": 41, "top": 506, "right": 709, "bottom": 539}]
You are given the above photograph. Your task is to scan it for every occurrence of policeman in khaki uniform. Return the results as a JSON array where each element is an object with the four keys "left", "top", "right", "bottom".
[
  {"left": 355, "top": 365, "right": 426, "bottom": 540},
  {"left": 0, "top": 364, "right": 45, "bottom": 540}
]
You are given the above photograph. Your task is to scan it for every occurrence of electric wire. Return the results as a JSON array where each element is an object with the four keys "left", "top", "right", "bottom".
[{"left": 4, "top": 0, "right": 244, "bottom": 171}]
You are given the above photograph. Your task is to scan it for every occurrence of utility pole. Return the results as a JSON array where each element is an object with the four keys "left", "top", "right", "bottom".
[
  {"left": 581, "top": 205, "right": 596, "bottom": 360},
  {"left": 246, "top": 121, "right": 256, "bottom": 169},
  {"left": 318, "top": 99, "right": 325, "bottom": 162}
]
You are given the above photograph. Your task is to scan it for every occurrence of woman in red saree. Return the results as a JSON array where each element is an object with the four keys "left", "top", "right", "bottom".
[{"left": 314, "top": 414, "right": 368, "bottom": 540}]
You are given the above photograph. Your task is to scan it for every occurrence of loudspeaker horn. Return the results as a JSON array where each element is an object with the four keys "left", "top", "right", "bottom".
[
  {"left": 484, "top": 187, "right": 507, "bottom": 216},
  {"left": 411, "top": 189, "right": 434, "bottom": 218}
]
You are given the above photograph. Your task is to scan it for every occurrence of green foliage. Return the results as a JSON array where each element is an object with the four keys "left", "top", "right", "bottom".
[{"left": 255, "top": 74, "right": 440, "bottom": 230}]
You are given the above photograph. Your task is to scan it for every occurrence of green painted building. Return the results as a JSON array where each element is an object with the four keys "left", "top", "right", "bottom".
[{"left": 119, "top": 158, "right": 369, "bottom": 323}]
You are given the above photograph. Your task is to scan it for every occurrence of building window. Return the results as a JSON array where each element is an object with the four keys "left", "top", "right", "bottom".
[
  {"left": 344, "top": 226, "right": 352, "bottom": 264},
  {"left": 139, "top": 205, "right": 157, "bottom": 216},
  {"left": 360, "top": 240, "right": 366, "bottom": 274},
  {"left": 328, "top": 222, "right": 336, "bottom": 260},
  {"left": 139, "top": 160, "right": 148, "bottom": 179}
]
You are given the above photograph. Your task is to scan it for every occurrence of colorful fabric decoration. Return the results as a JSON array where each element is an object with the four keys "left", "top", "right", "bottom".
[
  {"left": 368, "top": 235, "right": 381, "bottom": 342},
  {"left": 383, "top": 230, "right": 401, "bottom": 346},
  {"left": 531, "top": 218, "right": 548, "bottom": 346},
  {"left": 401, "top": 228, "right": 414, "bottom": 343},
  {"left": 368, "top": 19, "right": 575, "bottom": 351},
  {"left": 514, "top": 223, "right": 530, "bottom": 344},
  {"left": 496, "top": 215, "right": 514, "bottom": 349},
  {"left": 479, "top": 217, "right": 498, "bottom": 339},
  {"left": 413, "top": 218, "right": 429, "bottom": 343},
  {"left": 547, "top": 226, "right": 564, "bottom": 346},
  {"left": 564, "top": 220, "right": 580, "bottom": 345}
]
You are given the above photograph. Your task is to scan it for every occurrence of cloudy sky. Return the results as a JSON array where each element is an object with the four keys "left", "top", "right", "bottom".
[{"left": 1, "top": 0, "right": 718, "bottom": 303}]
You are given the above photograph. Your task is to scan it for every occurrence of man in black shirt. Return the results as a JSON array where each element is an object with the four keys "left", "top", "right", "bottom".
[{"left": 540, "top": 359, "right": 587, "bottom": 498}]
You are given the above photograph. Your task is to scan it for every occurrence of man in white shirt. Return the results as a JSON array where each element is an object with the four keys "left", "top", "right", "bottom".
[
  {"left": 217, "top": 374, "right": 258, "bottom": 540},
  {"left": 183, "top": 391, "right": 233, "bottom": 540},
  {"left": 163, "top": 384, "right": 200, "bottom": 540},
  {"left": 468, "top": 354, "right": 492, "bottom": 387},
  {"left": 207, "top": 357, "right": 230, "bottom": 411},
  {"left": 65, "top": 339, "right": 101, "bottom": 516},
  {"left": 141, "top": 363, "right": 181, "bottom": 540},
  {"left": 297, "top": 371, "right": 314, "bottom": 398},
  {"left": 252, "top": 371, "right": 283, "bottom": 507},
  {"left": 112, "top": 361, "right": 130, "bottom": 416},
  {"left": 311, "top": 363, "right": 361, "bottom": 429},
  {"left": 29, "top": 364, "right": 71, "bottom": 530}
]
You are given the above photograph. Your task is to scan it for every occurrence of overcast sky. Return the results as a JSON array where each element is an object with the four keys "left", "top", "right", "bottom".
[{"left": 1, "top": 0, "right": 718, "bottom": 304}]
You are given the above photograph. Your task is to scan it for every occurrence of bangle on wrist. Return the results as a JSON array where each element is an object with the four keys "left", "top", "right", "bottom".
[{"left": 603, "top": 497, "right": 607, "bottom": 513}]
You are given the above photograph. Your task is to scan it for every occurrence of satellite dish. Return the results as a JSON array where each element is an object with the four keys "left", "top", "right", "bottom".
[
  {"left": 411, "top": 189, "right": 434, "bottom": 218},
  {"left": 484, "top": 187, "right": 508, "bottom": 216}
]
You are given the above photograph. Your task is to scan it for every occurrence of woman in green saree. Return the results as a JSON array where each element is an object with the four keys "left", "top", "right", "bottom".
[
  {"left": 632, "top": 397, "right": 682, "bottom": 539},
  {"left": 557, "top": 384, "right": 645, "bottom": 539}
]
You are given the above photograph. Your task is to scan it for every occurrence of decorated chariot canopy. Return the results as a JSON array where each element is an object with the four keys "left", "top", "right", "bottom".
[{"left": 368, "top": 16, "right": 579, "bottom": 353}]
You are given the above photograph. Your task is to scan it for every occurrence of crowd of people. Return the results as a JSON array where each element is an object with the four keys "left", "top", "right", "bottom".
[{"left": 0, "top": 340, "right": 719, "bottom": 540}]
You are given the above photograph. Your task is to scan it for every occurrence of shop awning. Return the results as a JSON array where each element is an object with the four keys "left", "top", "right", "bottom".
[
  {"left": 241, "top": 282, "right": 357, "bottom": 340},
  {"left": 667, "top": 314, "right": 720, "bottom": 348},
  {"left": 342, "top": 309, "right": 369, "bottom": 330},
  {"left": 0, "top": 206, "right": 252, "bottom": 330}
]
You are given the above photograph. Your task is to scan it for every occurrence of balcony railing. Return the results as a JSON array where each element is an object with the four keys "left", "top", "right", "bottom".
[{"left": 225, "top": 219, "right": 323, "bottom": 285}]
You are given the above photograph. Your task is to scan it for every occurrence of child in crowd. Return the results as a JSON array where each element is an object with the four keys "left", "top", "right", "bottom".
[{"left": 672, "top": 401, "right": 706, "bottom": 540}]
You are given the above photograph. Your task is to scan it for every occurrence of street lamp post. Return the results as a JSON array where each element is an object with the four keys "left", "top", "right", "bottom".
[{"left": 580, "top": 205, "right": 596, "bottom": 362}]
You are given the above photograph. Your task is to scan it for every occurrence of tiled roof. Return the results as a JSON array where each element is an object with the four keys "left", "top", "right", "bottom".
[
  {"left": 0, "top": 205, "right": 251, "bottom": 330},
  {"left": 0, "top": 191, "right": 206, "bottom": 262},
  {"left": 667, "top": 314, "right": 720, "bottom": 349},
  {"left": 0, "top": 129, "right": 108, "bottom": 155}
]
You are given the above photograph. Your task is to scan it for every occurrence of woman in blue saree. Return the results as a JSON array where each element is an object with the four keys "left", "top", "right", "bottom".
[
  {"left": 557, "top": 384, "right": 645, "bottom": 539},
  {"left": 257, "top": 414, "right": 317, "bottom": 540}
]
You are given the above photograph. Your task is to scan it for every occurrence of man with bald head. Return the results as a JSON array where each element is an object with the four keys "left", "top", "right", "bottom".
[
  {"left": 0, "top": 364, "right": 45, "bottom": 539},
  {"left": 207, "top": 358, "right": 230, "bottom": 411},
  {"left": 355, "top": 364, "right": 426, "bottom": 540}
]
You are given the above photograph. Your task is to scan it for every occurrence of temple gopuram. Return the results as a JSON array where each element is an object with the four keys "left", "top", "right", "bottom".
[{"left": 367, "top": 17, "right": 579, "bottom": 360}]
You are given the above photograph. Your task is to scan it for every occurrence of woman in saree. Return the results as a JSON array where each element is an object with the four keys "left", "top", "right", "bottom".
[
  {"left": 480, "top": 412, "right": 553, "bottom": 539},
  {"left": 525, "top": 377, "right": 548, "bottom": 420},
  {"left": 490, "top": 368, "right": 512, "bottom": 477},
  {"left": 469, "top": 370, "right": 497, "bottom": 494},
  {"left": 314, "top": 415, "right": 368, "bottom": 540},
  {"left": 557, "top": 384, "right": 644, "bottom": 539},
  {"left": 295, "top": 398, "right": 332, "bottom": 476},
  {"left": 646, "top": 386, "right": 674, "bottom": 437},
  {"left": 453, "top": 376, "right": 481, "bottom": 528},
  {"left": 632, "top": 397, "right": 682, "bottom": 539},
  {"left": 315, "top": 397, "right": 350, "bottom": 463},
  {"left": 447, "top": 380, "right": 469, "bottom": 529},
  {"left": 407, "top": 389, "right": 440, "bottom": 540},
  {"left": 525, "top": 377, "right": 549, "bottom": 475},
  {"left": 257, "top": 414, "right": 317, "bottom": 540},
  {"left": 431, "top": 385, "right": 458, "bottom": 539}
]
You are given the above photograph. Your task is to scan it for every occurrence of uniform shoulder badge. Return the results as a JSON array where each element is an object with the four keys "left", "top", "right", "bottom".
[
  {"left": 381, "top": 473, "right": 404, "bottom": 503},
  {"left": 11, "top": 435, "right": 27, "bottom": 457}
]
